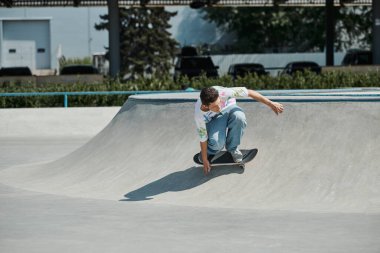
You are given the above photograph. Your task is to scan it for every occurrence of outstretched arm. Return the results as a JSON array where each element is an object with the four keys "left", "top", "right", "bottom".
[{"left": 247, "top": 89, "right": 284, "bottom": 115}]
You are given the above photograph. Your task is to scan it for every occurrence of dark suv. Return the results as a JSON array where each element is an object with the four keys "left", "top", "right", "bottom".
[
  {"left": 60, "top": 65, "right": 99, "bottom": 75},
  {"left": 228, "top": 63, "right": 268, "bottom": 79},
  {"left": 174, "top": 56, "right": 219, "bottom": 81},
  {"left": 0, "top": 66, "right": 32, "bottom": 76},
  {"left": 341, "top": 49, "right": 372, "bottom": 65},
  {"left": 281, "top": 61, "right": 321, "bottom": 75}
]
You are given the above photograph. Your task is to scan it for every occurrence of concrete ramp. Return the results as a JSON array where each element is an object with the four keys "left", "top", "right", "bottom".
[{"left": 1, "top": 91, "right": 380, "bottom": 213}]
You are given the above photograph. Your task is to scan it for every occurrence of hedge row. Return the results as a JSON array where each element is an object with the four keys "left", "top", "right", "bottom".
[{"left": 1, "top": 71, "right": 379, "bottom": 108}]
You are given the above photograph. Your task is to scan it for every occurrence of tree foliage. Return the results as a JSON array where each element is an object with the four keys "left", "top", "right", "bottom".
[
  {"left": 336, "top": 7, "right": 372, "bottom": 50},
  {"left": 95, "top": 7, "right": 178, "bottom": 79},
  {"left": 202, "top": 6, "right": 372, "bottom": 53}
]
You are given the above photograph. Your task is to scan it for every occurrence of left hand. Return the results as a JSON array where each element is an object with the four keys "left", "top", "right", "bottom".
[{"left": 270, "top": 102, "right": 284, "bottom": 115}]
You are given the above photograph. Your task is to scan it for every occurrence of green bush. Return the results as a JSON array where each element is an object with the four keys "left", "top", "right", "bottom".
[
  {"left": 59, "top": 57, "right": 92, "bottom": 72},
  {"left": 1, "top": 70, "right": 379, "bottom": 108}
]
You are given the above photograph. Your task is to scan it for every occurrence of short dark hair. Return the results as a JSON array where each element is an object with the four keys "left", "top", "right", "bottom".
[{"left": 200, "top": 87, "right": 219, "bottom": 105}]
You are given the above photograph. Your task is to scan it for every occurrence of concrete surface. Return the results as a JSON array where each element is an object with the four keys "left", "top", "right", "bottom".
[
  {"left": 0, "top": 107, "right": 120, "bottom": 138},
  {"left": 0, "top": 138, "right": 89, "bottom": 172},
  {"left": 1, "top": 183, "right": 379, "bottom": 253},
  {"left": 0, "top": 89, "right": 380, "bottom": 252}
]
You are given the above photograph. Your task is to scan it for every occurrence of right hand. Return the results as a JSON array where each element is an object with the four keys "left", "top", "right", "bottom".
[
  {"left": 203, "top": 159, "right": 211, "bottom": 175},
  {"left": 270, "top": 102, "right": 284, "bottom": 115}
]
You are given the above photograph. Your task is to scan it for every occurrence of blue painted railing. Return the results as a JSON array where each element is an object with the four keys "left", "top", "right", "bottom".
[
  {"left": 1, "top": 88, "right": 379, "bottom": 107},
  {"left": 0, "top": 90, "right": 196, "bottom": 108}
]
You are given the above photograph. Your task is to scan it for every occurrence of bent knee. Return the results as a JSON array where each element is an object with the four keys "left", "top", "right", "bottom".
[
  {"left": 208, "top": 137, "right": 225, "bottom": 151},
  {"left": 232, "top": 111, "right": 247, "bottom": 125}
]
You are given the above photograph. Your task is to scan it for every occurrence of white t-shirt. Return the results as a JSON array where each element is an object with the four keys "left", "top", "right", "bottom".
[{"left": 194, "top": 86, "right": 249, "bottom": 142}]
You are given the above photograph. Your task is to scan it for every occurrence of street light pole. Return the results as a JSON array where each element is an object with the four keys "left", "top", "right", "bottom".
[
  {"left": 373, "top": 0, "right": 380, "bottom": 64},
  {"left": 326, "top": 0, "right": 335, "bottom": 66},
  {"left": 108, "top": 0, "right": 121, "bottom": 78}
]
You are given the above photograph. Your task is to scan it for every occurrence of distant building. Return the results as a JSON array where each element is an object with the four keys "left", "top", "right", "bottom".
[
  {"left": 0, "top": 18, "right": 51, "bottom": 72},
  {"left": 0, "top": 7, "right": 108, "bottom": 74}
]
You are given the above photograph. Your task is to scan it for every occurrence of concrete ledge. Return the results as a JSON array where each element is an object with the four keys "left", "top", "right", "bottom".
[
  {"left": 0, "top": 107, "right": 120, "bottom": 138},
  {"left": 130, "top": 88, "right": 380, "bottom": 102}
]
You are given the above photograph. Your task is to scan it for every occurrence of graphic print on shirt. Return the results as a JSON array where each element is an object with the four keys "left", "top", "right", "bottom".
[{"left": 194, "top": 86, "right": 249, "bottom": 142}]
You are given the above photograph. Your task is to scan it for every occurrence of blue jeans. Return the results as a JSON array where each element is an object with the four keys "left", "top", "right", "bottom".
[{"left": 206, "top": 105, "right": 247, "bottom": 155}]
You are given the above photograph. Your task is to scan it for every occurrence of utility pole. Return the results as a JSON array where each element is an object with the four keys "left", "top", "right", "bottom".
[
  {"left": 107, "top": 0, "right": 121, "bottom": 78},
  {"left": 325, "top": 0, "right": 335, "bottom": 66},
  {"left": 373, "top": 0, "right": 380, "bottom": 64}
]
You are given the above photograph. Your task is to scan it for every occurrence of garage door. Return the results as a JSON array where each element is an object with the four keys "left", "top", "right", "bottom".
[{"left": 2, "top": 40, "right": 36, "bottom": 70}]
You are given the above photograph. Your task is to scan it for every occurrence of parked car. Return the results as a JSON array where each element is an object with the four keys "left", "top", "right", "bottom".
[
  {"left": 0, "top": 66, "right": 32, "bottom": 76},
  {"left": 228, "top": 63, "right": 268, "bottom": 79},
  {"left": 174, "top": 56, "right": 219, "bottom": 81},
  {"left": 281, "top": 61, "right": 321, "bottom": 75},
  {"left": 341, "top": 49, "right": 372, "bottom": 65},
  {"left": 60, "top": 65, "right": 99, "bottom": 75},
  {"left": 180, "top": 46, "right": 198, "bottom": 57}
]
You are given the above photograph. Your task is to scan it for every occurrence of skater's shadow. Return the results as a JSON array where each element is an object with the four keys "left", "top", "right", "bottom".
[{"left": 120, "top": 165, "right": 244, "bottom": 201}]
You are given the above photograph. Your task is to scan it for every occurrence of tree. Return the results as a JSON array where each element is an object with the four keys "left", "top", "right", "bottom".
[
  {"left": 202, "top": 6, "right": 372, "bottom": 53},
  {"left": 336, "top": 7, "right": 372, "bottom": 50},
  {"left": 95, "top": 7, "right": 178, "bottom": 79}
]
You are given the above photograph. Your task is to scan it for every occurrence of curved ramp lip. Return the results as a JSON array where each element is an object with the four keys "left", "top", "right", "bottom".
[{"left": 129, "top": 89, "right": 380, "bottom": 103}]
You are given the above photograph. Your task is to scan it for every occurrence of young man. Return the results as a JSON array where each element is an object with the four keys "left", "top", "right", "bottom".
[{"left": 194, "top": 86, "right": 284, "bottom": 174}]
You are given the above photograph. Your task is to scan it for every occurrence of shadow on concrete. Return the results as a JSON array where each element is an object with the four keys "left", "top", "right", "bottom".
[{"left": 120, "top": 165, "right": 244, "bottom": 201}]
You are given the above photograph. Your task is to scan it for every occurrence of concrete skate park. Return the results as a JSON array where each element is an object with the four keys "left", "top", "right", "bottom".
[{"left": 1, "top": 88, "right": 380, "bottom": 252}]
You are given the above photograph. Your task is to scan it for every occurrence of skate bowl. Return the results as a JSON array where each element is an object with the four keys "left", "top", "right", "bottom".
[{"left": 1, "top": 89, "right": 380, "bottom": 213}]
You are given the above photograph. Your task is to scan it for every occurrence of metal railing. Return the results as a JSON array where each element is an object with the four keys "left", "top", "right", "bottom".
[
  {"left": 1, "top": 88, "right": 380, "bottom": 108},
  {"left": 0, "top": 90, "right": 196, "bottom": 108}
]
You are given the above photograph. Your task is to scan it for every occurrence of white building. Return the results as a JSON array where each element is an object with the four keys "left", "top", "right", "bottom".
[
  {"left": 0, "top": 18, "right": 51, "bottom": 71},
  {"left": 0, "top": 7, "right": 109, "bottom": 73},
  {"left": 0, "top": 6, "right": 348, "bottom": 76}
]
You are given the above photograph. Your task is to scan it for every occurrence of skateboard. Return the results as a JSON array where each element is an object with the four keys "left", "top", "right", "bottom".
[{"left": 193, "top": 148, "right": 258, "bottom": 169}]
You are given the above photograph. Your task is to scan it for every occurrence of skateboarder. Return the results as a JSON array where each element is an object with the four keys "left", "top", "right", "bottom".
[{"left": 195, "top": 86, "right": 284, "bottom": 174}]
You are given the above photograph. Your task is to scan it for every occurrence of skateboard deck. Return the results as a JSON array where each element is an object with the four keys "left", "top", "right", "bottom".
[{"left": 193, "top": 149, "right": 258, "bottom": 169}]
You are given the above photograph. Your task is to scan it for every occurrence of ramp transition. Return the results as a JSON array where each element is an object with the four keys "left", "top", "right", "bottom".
[{"left": 0, "top": 89, "right": 379, "bottom": 213}]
